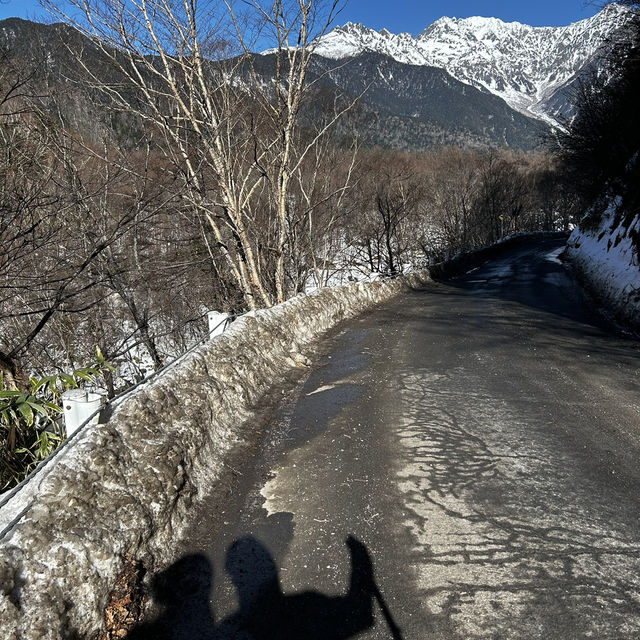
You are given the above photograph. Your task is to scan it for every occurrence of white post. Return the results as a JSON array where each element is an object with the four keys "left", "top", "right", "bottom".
[{"left": 61, "top": 389, "right": 104, "bottom": 437}]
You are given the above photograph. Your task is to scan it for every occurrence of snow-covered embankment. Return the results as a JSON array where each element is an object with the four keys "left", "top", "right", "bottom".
[
  {"left": 0, "top": 273, "right": 429, "bottom": 639},
  {"left": 564, "top": 207, "right": 640, "bottom": 332}
]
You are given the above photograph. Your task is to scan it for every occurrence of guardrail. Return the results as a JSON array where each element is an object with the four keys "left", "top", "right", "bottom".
[{"left": 0, "top": 312, "right": 241, "bottom": 539}]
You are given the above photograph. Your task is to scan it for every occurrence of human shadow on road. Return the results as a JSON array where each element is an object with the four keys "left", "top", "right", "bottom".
[
  {"left": 126, "top": 535, "right": 404, "bottom": 640},
  {"left": 126, "top": 553, "right": 216, "bottom": 640}
]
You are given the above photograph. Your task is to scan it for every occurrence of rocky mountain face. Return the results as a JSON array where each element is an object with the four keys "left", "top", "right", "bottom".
[
  {"left": 297, "top": 53, "right": 552, "bottom": 151},
  {"left": 309, "top": 3, "right": 632, "bottom": 126},
  {"left": 0, "top": 17, "right": 146, "bottom": 144}
]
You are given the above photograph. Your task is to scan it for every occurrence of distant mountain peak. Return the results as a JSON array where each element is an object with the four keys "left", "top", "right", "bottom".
[
  {"left": 304, "top": 4, "right": 633, "bottom": 126},
  {"left": 334, "top": 21, "right": 369, "bottom": 34}
]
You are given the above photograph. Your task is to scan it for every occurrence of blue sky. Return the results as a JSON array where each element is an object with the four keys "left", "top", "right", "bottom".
[
  {"left": 0, "top": 0, "right": 604, "bottom": 32},
  {"left": 332, "top": 1, "right": 603, "bottom": 31},
  {"left": 0, "top": 0, "right": 50, "bottom": 22}
]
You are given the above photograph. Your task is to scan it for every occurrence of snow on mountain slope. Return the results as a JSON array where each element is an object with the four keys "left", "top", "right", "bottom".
[{"left": 305, "top": 4, "right": 632, "bottom": 126}]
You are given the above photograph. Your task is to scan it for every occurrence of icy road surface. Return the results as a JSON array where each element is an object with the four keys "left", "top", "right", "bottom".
[{"left": 130, "top": 238, "right": 640, "bottom": 640}]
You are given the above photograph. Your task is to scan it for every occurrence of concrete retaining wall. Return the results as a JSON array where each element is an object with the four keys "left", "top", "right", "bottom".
[{"left": 0, "top": 273, "right": 429, "bottom": 639}]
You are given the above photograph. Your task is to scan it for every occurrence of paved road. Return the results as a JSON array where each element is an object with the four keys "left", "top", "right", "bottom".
[{"left": 130, "top": 239, "right": 640, "bottom": 639}]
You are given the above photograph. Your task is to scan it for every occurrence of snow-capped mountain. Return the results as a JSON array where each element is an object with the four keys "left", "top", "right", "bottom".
[{"left": 308, "top": 4, "right": 632, "bottom": 125}]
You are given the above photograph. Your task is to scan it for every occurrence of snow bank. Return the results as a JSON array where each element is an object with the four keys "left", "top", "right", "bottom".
[
  {"left": 0, "top": 273, "right": 429, "bottom": 639},
  {"left": 564, "top": 208, "right": 640, "bottom": 332}
]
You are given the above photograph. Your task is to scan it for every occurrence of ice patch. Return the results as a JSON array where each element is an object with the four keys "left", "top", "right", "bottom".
[
  {"left": 545, "top": 247, "right": 564, "bottom": 265},
  {"left": 307, "top": 384, "right": 339, "bottom": 396}
]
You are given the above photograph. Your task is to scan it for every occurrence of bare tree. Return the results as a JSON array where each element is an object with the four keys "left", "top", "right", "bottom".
[
  {"left": 559, "top": 2, "right": 640, "bottom": 224},
  {"left": 423, "top": 148, "right": 480, "bottom": 257},
  {"left": 43, "top": 0, "right": 349, "bottom": 309},
  {"left": 346, "top": 150, "right": 424, "bottom": 276}
]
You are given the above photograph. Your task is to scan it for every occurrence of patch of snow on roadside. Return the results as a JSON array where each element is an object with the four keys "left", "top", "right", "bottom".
[{"left": 565, "top": 206, "right": 640, "bottom": 331}]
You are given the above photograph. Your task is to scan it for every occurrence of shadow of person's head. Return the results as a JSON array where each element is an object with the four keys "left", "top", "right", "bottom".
[
  {"left": 225, "top": 536, "right": 281, "bottom": 609},
  {"left": 151, "top": 553, "right": 214, "bottom": 608},
  {"left": 126, "top": 553, "right": 216, "bottom": 640}
]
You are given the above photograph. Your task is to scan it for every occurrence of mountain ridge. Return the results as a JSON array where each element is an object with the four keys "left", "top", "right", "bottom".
[
  {"left": 0, "top": 15, "right": 553, "bottom": 151},
  {"left": 296, "top": 4, "right": 632, "bottom": 125}
]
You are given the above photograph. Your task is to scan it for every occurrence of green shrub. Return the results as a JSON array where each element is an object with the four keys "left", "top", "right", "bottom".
[{"left": 0, "top": 348, "right": 114, "bottom": 492}]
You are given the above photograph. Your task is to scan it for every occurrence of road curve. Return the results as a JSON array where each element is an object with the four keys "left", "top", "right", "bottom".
[{"left": 130, "top": 239, "right": 640, "bottom": 640}]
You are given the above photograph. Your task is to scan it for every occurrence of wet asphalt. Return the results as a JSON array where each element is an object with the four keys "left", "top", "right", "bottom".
[{"left": 129, "top": 238, "right": 640, "bottom": 640}]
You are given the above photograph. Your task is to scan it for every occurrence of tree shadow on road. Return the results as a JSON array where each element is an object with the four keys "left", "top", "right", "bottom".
[
  {"left": 428, "top": 237, "right": 637, "bottom": 341},
  {"left": 125, "top": 536, "right": 404, "bottom": 640}
]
